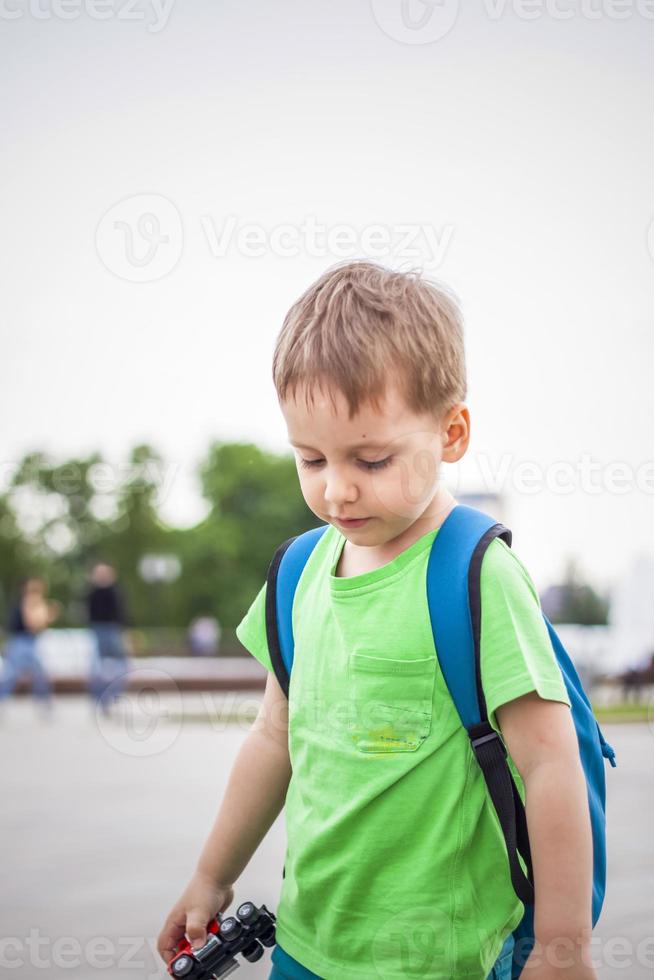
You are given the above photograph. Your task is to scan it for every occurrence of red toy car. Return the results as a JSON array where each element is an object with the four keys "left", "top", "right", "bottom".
[{"left": 167, "top": 901, "right": 276, "bottom": 979}]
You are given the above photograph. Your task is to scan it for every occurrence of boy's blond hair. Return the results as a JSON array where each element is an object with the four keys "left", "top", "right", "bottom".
[{"left": 272, "top": 260, "right": 467, "bottom": 424}]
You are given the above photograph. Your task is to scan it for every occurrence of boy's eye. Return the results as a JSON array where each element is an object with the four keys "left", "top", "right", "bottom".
[{"left": 299, "top": 457, "right": 393, "bottom": 472}]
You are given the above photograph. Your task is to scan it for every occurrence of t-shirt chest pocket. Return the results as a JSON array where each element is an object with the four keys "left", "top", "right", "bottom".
[{"left": 347, "top": 652, "right": 436, "bottom": 753}]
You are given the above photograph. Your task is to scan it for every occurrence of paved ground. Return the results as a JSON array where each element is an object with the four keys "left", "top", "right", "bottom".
[{"left": 0, "top": 695, "right": 652, "bottom": 979}]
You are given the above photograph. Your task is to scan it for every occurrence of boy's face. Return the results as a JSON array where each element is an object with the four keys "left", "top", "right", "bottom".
[{"left": 281, "top": 381, "right": 469, "bottom": 548}]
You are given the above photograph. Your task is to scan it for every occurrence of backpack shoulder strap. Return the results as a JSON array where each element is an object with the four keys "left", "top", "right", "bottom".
[
  {"left": 265, "top": 524, "right": 330, "bottom": 698},
  {"left": 426, "top": 503, "right": 535, "bottom": 907}
]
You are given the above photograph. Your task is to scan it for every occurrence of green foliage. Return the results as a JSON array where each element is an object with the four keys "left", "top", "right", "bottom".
[
  {"left": 187, "top": 441, "right": 315, "bottom": 627},
  {"left": 0, "top": 441, "right": 316, "bottom": 631},
  {"left": 550, "top": 557, "right": 610, "bottom": 626}
]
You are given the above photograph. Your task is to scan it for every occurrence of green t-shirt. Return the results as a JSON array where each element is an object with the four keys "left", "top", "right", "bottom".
[{"left": 236, "top": 523, "right": 571, "bottom": 980}]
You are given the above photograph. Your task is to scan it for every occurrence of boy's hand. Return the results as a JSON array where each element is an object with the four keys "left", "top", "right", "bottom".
[{"left": 157, "top": 870, "right": 234, "bottom": 963}]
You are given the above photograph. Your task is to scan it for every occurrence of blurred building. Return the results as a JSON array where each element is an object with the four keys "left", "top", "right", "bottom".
[{"left": 609, "top": 554, "right": 654, "bottom": 672}]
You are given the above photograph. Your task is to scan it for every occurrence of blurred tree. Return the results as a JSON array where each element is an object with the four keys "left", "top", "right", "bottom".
[
  {"left": 95, "top": 444, "right": 178, "bottom": 627},
  {"left": 6, "top": 450, "right": 106, "bottom": 620},
  {"left": 0, "top": 491, "right": 39, "bottom": 625},
  {"left": 0, "top": 441, "right": 318, "bottom": 634},
  {"left": 549, "top": 557, "right": 610, "bottom": 626},
  {"left": 185, "top": 441, "right": 316, "bottom": 628},
  {"left": 3, "top": 445, "right": 175, "bottom": 625}
]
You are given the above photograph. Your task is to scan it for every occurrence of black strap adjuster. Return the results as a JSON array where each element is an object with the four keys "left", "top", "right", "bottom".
[{"left": 468, "top": 722, "right": 507, "bottom": 757}]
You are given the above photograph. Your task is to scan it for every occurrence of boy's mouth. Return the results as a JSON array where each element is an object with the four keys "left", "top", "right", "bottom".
[{"left": 332, "top": 517, "right": 371, "bottom": 528}]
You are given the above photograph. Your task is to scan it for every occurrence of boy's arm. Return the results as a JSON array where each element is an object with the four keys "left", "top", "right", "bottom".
[
  {"left": 195, "top": 670, "right": 291, "bottom": 884},
  {"left": 496, "top": 692, "right": 597, "bottom": 977},
  {"left": 159, "top": 670, "right": 291, "bottom": 960}
]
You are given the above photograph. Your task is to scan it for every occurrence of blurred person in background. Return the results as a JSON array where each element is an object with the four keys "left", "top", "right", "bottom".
[
  {"left": 0, "top": 576, "right": 60, "bottom": 718},
  {"left": 187, "top": 614, "right": 221, "bottom": 657},
  {"left": 621, "top": 649, "right": 654, "bottom": 703},
  {"left": 86, "top": 560, "right": 129, "bottom": 717}
]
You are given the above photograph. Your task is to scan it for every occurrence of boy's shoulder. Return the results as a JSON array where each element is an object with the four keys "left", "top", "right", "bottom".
[{"left": 479, "top": 535, "right": 541, "bottom": 606}]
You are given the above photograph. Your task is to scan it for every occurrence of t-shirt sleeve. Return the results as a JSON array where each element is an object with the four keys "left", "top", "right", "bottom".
[
  {"left": 479, "top": 537, "right": 571, "bottom": 736},
  {"left": 235, "top": 581, "right": 274, "bottom": 673}
]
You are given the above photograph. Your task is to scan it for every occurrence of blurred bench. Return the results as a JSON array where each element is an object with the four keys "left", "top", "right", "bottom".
[{"left": 0, "top": 628, "right": 266, "bottom": 694}]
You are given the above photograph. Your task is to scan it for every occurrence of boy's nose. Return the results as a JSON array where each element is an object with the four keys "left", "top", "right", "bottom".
[{"left": 323, "top": 473, "right": 359, "bottom": 509}]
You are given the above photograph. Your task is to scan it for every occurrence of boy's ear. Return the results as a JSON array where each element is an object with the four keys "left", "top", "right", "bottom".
[{"left": 441, "top": 403, "right": 470, "bottom": 462}]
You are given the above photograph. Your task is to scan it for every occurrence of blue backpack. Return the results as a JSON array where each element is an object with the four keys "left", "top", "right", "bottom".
[{"left": 264, "top": 503, "right": 617, "bottom": 978}]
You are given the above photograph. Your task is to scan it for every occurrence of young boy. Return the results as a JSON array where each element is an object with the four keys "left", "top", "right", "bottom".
[{"left": 157, "top": 262, "right": 596, "bottom": 979}]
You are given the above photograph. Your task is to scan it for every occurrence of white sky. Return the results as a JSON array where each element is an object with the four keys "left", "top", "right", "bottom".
[{"left": 1, "top": 0, "right": 653, "bottom": 595}]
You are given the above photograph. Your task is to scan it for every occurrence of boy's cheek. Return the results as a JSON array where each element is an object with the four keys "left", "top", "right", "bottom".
[{"left": 297, "top": 474, "right": 321, "bottom": 507}]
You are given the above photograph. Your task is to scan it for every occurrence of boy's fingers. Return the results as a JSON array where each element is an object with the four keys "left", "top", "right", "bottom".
[
  {"left": 159, "top": 941, "right": 175, "bottom": 963},
  {"left": 186, "top": 908, "right": 209, "bottom": 950},
  {"left": 157, "top": 934, "right": 181, "bottom": 963},
  {"left": 157, "top": 914, "right": 186, "bottom": 962}
]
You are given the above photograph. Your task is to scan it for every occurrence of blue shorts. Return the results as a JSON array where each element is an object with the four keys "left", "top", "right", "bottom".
[{"left": 268, "top": 932, "right": 515, "bottom": 980}]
